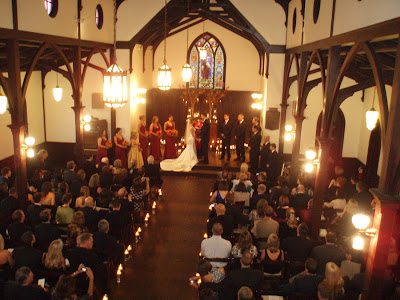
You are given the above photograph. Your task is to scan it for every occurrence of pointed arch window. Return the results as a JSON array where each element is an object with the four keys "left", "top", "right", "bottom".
[{"left": 188, "top": 33, "right": 226, "bottom": 90}]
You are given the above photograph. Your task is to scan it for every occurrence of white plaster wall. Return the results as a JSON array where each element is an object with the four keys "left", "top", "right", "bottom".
[
  {"left": 117, "top": 0, "right": 165, "bottom": 41},
  {"left": 26, "top": 71, "right": 45, "bottom": 146},
  {"left": 0, "top": 87, "right": 13, "bottom": 159},
  {"left": 18, "top": 0, "right": 77, "bottom": 38},
  {"left": 334, "top": 0, "right": 400, "bottom": 36},
  {"left": 0, "top": 0, "right": 13, "bottom": 29},
  {"left": 231, "top": 0, "right": 286, "bottom": 45},
  {"left": 303, "top": 0, "right": 333, "bottom": 44},
  {"left": 80, "top": 0, "right": 114, "bottom": 43},
  {"left": 286, "top": 0, "right": 303, "bottom": 49},
  {"left": 152, "top": 20, "right": 260, "bottom": 91}
]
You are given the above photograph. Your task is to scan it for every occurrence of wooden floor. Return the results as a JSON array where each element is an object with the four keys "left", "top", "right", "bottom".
[{"left": 111, "top": 175, "right": 214, "bottom": 300}]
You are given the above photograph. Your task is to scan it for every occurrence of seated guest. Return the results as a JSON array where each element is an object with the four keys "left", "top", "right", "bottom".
[
  {"left": 55, "top": 182, "right": 68, "bottom": 206},
  {"left": 252, "top": 172, "right": 269, "bottom": 193},
  {"left": 75, "top": 186, "right": 90, "bottom": 208},
  {"left": 248, "top": 198, "right": 268, "bottom": 223},
  {"left": 225, "top": 193, "right": 248, "bottom": 224},
  {"left": 269, "top": 176, "right": 290, "bottom": 208},
  {"left": 83, "top": 153, "right": 97, "bottom": 180},
  {"left": 252, "top": 206, "right": 279, "bottom": 250},
  {"left": 0, "top": 187, "right": 19, "bottom": 219},
  {"left": 113, "top": 159, "right": 123, "bottom": 174},
  {"left": 207, "top": 204, "right": 234, "bottom": 240},
  {"left": 4, "top": 267, "right": 49, "bottom": 300},
  {"left": 0, "top": 234, "right": 14, "bottom": 267},
  {"left": 56, "top": 193, "right": 74, "bottom": 224},
  {"left": 97, "top": 188, "right": 111, "bottom": 208},
  {"left": 321, "top": 262, "right": 345, "bottom": 298},
  {"left": 249, "top": 184, "right": 268, "bottom": 210},
  {"left": 238, "top": 286, "right": 254, "bottom": 300},
  {"left": 63, "top": 161, "right": 78, "bottom": 185},
  {"left": 352, "top": 181, "right": 373, "bottom": 212},
  {"left": 311, "top": 231, "right": 346, "bottom": 275},
  {"left": 130, "top": 176, "right": 150, "bottom": 219},
  {"left": 88, "top": 173, "right": 100, "bottom": 196},
  {"left": 107, "top": 199, "right": 129, "bottom": 237},
  {"left": 43, "top": 239, "right": 68, "bottom": 272},
  {"left": 234, "top": 181, "right": 251, "bottom": 207},
  {"left": 40, "top": 181, "right": 55, "bottom": 206},
  {"left": 196, "top": 259, "right": 226, "bottom": 284},
  {"left": 199, "top": 288, "right": 216, "bottom": 300},
  {"left": 332, "top": 198, "right": 359, "bottom": 237},
  {"left": 0, "top": 167, "right": 11, "bottom": 186},
  {"left": 34, "top": 209, "right": 60, "bottom": 251},
  {"left": 144, "top": 155, "right": 162, "bottom": 187},
  {"left": 0, "top": 182, "right": 8, "bottom": 203},
  {"left": 70, "top": 170, "right": 87, "bottom": 199},
  {"left": 201, "top": 223, "right": 232, "bottom": 268},
  {"left": 26, "top": 192, "right": 44, "bottom": 226},
  {"left": 340, "top": 248, "right": 362, "bottom": 280},
  {"left": 99, "top": 166, "right": 114, "bottom": 189},
  {"left": 235, "top": 163, "right": 252, "bottom": 182},
  {"left": 281, "top": 223, "right": 314, "bottom": 262},
  {"left": 71, "top": 211, "right": 87, "bottom": 231},
  {"left": 290, "top": 185, "right": 311, "bottom": 215},
  {"left": 8, "top": 209, "right": 30, "bottom": 244},
  {"left": 323, "top": 188, "right": 347, "bottom": 215},
  {"left": 92, "top": 219, "right": 124, "bottom": 265},
  {"left": 223, "top": 251, "right": 263, "bottom": 299},
  {"left": 210, "top": 181, "right": 229, "bottom": 204},
  {"left": 65, "top": 224, "right": 83, "bottom": 248},
  {"left": 232, "top": 230, "right": 258, "bottom": 259},
  {"left": 13, "top": 231, "right": 42, "bottom": 269},
  {"left": 282, "top": 258, "right": 324, "bottom": 297},
  {"left": 275, "top": 195, "right": 290, "bottom": 220},
  {"left": 79, "top": 197, "right": 100, "bottom": 232},
  {"left": 318, "top": 280, "right": 332, "bottom": 300},
  {"left": 279, "top": 207, "right": 298, "bottom": 240},
  {"left": 259, "top": 233, "right": 284, "bottom": 274},
  {"left": 53, "top": 265, "right": 94, "bottom": 300}
]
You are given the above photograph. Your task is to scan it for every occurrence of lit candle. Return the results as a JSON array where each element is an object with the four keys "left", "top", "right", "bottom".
[
  {"left": 198, "top": 252, "right": 201, "bottom": 257},
  {"left": 103, "top": 295, "right": 109, "bottom": 300},
  {"left": 158, "top": 189, "right": 163, "bottom": 196},
  {"left": 209, "top": 192, "right": 212, "bottom": 196},
  {"left": 118, "top": 264, "right": 123, "bottom": 271},
  {"left": 203, "top": 233, "right": 208, "bottom": 239},
  {"left": 127, "top": 245, "right": 132, "bottom": 251},
  {"left": 135, "top": 231, "right": 140, "bottom": 243},
  {"left": 117, "top": 269, "right": 122, "bottom": 283},
  {"left": 146, "top": 213, "right": 150, "bottom": 219},
  {"left": 124, "top": 249, "right": 129, "bottom": 255},
  {"left": 138, "top": 227, "right": 142, "bottom": 233}
]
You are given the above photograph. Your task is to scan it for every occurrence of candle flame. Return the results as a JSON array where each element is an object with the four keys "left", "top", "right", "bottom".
[
  {"left": 127, "top": 245, "right": 132, "bottom": 251},
  {"left": 118, "top": 264, "right": 123, "bottom": 271},
  {"left": 124, "top": 249, "right": 129, "bottom": 255},
  {"left": 203, "top": 233, "right": 208, "bottom": 239},
  {"left": 117, "top": 269, "right": 122, "bottom": 276},
  {"left": 138, "top": 227, "right": 142, "bottom": 233}
]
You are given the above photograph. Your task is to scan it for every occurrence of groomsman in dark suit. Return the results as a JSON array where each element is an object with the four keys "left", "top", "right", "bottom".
[
  {"left": 248, "top": 125, "right": 262, "bottom": 173},
  {"left": 267, "top": 143, "right": 280, "bottom": 181},
  {"left": 220, "top": 114, "right": 233, "bottom": 160},
  {"left": 199, "top": 112, "right": 210, "bottom": 164},
  {"left": 260, "top": 135, "right": 271, "bottom": 172},
  {"left": 235, "top": 114, "right": 247, "bottom": 161}
]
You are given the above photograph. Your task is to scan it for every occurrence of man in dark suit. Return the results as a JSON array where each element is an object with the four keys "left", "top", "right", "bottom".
[
  {"left": 79, "top": 197, "right": 101, "bottom": 232},
  {"left": 223, "top": 251, "right": 263, "bottom": 299},
  {"left": 220, "top": 113, "right": 233, "bottom": 160},
  {"left": 93, "top": 219, "right": 124, "bottom": 265},
  {"left": 69, "top": 169, "right": 87, "bottom": 198},
  {"left": 34, "top": 209, "right": 60, "bottom": 251},
  {"left": 26, "top": 192, "right": 44, "bottom": 227},
  {"left": 224, "top": 193, "right": 249, "bottom": 225},
  {"left": 13, "top": 231, "right": 43, "bottom": 269},
  {"left": 144, "top": 156, "right": 162, "bottom": 188},
  {"left": 235, "top": 114, "right": 247, "bottom": 161},
  {"left": 63, "top": 160, "right": 78, "bottom": 185},
  {"left": 282, "top": 258, "right": 324, "bottom": 296},
  {"left": 199, "top": 112, "right": 210, "bottom": 164},
  {"left": 106, "top": 199, "right": 130, "bottom": 238},
  {"left": 267, "top": 143, "right": 280, "bottom": 180},
  {"left": 290, "top": 185, "right": 311, "bottom": 215},
  {"left": 207, "top": 204, "right": 234, "bottom": 240},
  {"left": 8, "top": 210, "right": 30, "bottom": 245},
  {"left": 281, "top": 223, "right": 314, "bottom": 263},
  {"left": 259, "top": 135, "right": 271, "bottom": 172},
  {"left": 248, "top": 125, "right": 262, "bottom": 173},
  {"left": 0, "top": 187, "right": 20, "bottom": 219},
  {"left": 311, "top": 231, "right": 346, "bottom": 275}
]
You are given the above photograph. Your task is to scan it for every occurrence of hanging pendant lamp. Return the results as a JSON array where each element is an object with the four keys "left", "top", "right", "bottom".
[
  {"left": 103, "top": 0, "right": 127, "bottom": 108},
  {"left": 366, "top": 87, "right": 379, "bottom": 131},
  {"left": 53, "top": 70, "right": 63, "bottom": 102},
  {"left": 182, "top": 0, "right": 192, "bottom": 83},
  {"left": 158, "top": 0, "right": 172, "bottom": 90},
  {"left": 199, "top": 20, "right": 207, "bottom": 61}
]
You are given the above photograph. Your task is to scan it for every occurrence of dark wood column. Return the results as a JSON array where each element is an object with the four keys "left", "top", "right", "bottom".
[
  {"left": 311, "top": 46, "right": 341, "bottom": 239},
  {"left": 72, "top": 46, "right": 84, "bottom": 165},
  {"left": 278, "top": 54, "right": 290, "bottom": 153},
  {"left": 7, "top": 40, "right": 28, "bottom": 207}
]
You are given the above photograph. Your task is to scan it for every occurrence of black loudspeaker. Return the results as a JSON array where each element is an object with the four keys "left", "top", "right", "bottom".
[{"left": 265, "top": 107, "right": 280, "bottom": 130}]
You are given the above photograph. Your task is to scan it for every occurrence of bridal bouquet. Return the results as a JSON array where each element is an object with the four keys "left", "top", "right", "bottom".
[
  {"left": 166, "top": 129, "right": 178, "bottom": 137},
  {"left": 123, "top": 140, "right": 130, "bottom": 146},
  {"left": 105, "top": 141, "right": 112, "bottom": 147}
]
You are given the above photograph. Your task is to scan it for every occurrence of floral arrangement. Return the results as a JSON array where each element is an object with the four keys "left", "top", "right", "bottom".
[
  {"left": 166, "top": 129, "right": 178, "bottom": 137},
  {"left": 123, "top": 140, "right": 130, "bottom": 146},
  {"left": 105, "top": 141, "right": 112, "bottom": 147},
  {"left": 203, "top": 88, "right": 229, "bottom": 118}
]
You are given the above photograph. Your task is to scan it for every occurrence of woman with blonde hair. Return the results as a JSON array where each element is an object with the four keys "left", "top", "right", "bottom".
[
  {"left": 71, "top": 211, "right": 86, "bottom": 230},
  {"left": 231, "top": 230, "right": 257, "bottom": 258},
  {"left": 275, "top": 195, "right": 290, "bottom": 220},
  {"left": 260, "top": 233, "right": 285, "bottom": 274},
  {"left": 43, "top": 239, "right": 67, "bottom": 271},
  {"left": 324, "top": 262, "right": 344, "bottom": 297},
  {"left": 75, "top": 186, "right": 90, "bottom": 208},
  {"left": 0, "top": 234, "right": 14, "bottom": 266},
  {"left": 138, "top": 114, "right": 148, "bottom": 162},
  {"left": 149, "top": 116, "right": 162, "bottom": 160},
  {"left": 279, "top": 208, "right": 298, "bottom": 240},
  {"left": 128, "top": 131, "right": 144, "bottom": 169}
]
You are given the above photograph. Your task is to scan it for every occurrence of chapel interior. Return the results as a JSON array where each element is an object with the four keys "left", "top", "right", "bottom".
[{"left": 0, "top": 0, "right": 399, "bottom": 299}]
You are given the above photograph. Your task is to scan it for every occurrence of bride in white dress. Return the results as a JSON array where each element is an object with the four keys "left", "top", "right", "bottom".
[{"left": 160, "top": 119, "right": 198, "bottom": 172}]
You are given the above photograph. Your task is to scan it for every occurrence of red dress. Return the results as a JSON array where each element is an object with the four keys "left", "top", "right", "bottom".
[
  {"left": 115, "top": 137, "right": 127, "bottom": 169},
  {"left": 139, "top": 124, "right": 148, "bottom": 163},
  {"left": 96, "top": 138, "right": 108, "bottom": 164},
  {"left": 164, "top": 122, "right": 177, "bottom": 159},
  {"left": 150, "top": 124, "right": 162, "bottom": 160}
]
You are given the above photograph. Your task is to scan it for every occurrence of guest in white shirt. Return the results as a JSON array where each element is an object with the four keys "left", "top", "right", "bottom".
[
  {"left": 323, "top": 188, "right": 347, "bottom": 215},
  {"left": 201, "top": 223, "right": 232, "bottom": 268}
]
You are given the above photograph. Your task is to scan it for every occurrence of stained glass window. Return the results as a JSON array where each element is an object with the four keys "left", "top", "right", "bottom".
[{"left": 188, "top": 33, "right": 226, "bottom": 90}]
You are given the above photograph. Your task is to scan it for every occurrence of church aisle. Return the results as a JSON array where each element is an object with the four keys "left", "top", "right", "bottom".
[{"left": 111, "top": 175, "right": 214, "bottom": 299}]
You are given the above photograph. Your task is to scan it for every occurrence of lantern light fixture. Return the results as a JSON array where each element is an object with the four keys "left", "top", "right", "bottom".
[
  {"left": 158, "top": 0, "right": 172, "bottom": 90},
  {"left": 0, "top": 92, "right": 8, "bottom": 114},
  {"left": 305, "top": 148, "right": 317, "bottom": 160},
  {"left": 25, "top": 137, "right": 36, "bottom": 146},
  {"left": 352, "top": 214, "right": 370, "bottom": 230},
  {"left": 53, "top": 71, "right": 63, "bottom": 102},
  {"left": 182, "top": 0, "right": 192, "bottom": 83},
  {"left": 284, "top": 124, "right": 295, "bottom": 141},
  {"left": 366, "top": 87, "right": 379, "bottom": 130},
  {"left": 199, "top": 20, "right": 207, "bottom": 60},
  {"left": 352, "top": 235, "right": 364, "bottom": 250}
]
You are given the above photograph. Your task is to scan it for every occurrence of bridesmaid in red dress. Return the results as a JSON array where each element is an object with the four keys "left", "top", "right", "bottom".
[
  {"left": 149, "top": 116, "right": 162, "bottom": 160},
  {"left": 96, "top": 129, "right": 110, "bottom": 165},
  {"left": 164, "top": 115, "right": 177, "bottom": 159},
  {"left": 113, "top": 128, "right": 128, "bottom": 169},
  {"left": 138, "top": 115, "right": 148, "bottom": 163}
]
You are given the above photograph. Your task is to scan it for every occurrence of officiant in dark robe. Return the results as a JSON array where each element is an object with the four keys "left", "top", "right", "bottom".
[
  {"left": 249, "top": 125, "right": 262, "bottom": 173},
  {"left": 260, "top": 135, "right": 271, "bottom": 172},
  {"left": 199, "top": 112, "right": 210, "bottom": 164}
]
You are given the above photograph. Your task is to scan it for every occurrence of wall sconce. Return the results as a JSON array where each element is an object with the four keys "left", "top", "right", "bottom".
[
  {"left": 22, "top": 136, "right": 36, "bottom": 157},
  {"left": 132, "top": 88, "right": 147, "bottom": 104},
  {"left": 284, "top": 124, "right": 295, "bottom": 141},
  {"left": 303, "top": 147, "right": 318, "bottom": 173},
  {"left": 351, "top": 213, "right": 376, "bottom": 250},
  {"left": 251, "top": 93, "right": 263, "bottom": 110},
  {"left": 82, "top": 115, "right": 92, "bottom": 132}
]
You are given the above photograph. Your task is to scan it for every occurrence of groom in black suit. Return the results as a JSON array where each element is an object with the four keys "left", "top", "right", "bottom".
[
  {"left": 220, "top": 114, "right": 233, "bottom": 160},
  {"left": 235, "top": 113, "right": 247, "bottom": 162},
  {"left": 199, "top": 112, "right": 210, "bottom": 164}
]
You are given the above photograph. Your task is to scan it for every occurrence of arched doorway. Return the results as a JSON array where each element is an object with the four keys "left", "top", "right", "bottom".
[{"left": 365, "top": 121, "right": 381, "bottom": 187}]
